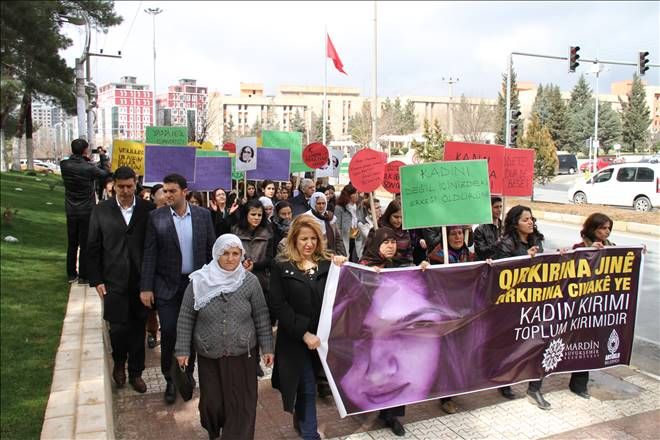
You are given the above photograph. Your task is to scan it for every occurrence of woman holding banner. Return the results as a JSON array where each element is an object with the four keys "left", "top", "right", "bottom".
[
  {"left": 568, "top": 212, "right": 615, "bottom": 399},
  {"left": 362, "top": 200, "right": 413, "bottom": 267},
  {"left": 269, "top": 216, "right": 346, "bottom": 440},
  {"left": 493, "top": 205, "right": 550, "bottom": 410}
]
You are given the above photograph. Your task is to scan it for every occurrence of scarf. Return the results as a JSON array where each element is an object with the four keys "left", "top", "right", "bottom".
[
  {"left": 360, "top": 227, "right": 398, "bottom": 267},
  {"left": 188, "top": 234, "right": 247, "bottom": 310}
]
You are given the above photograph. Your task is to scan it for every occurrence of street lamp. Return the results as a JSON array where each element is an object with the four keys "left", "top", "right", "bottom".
[
  {"left": 441, "top": 76, "right": 459, "bottom": 137},
  {"left": 145, "top": 7, "right": 163, "bottom": 126}
]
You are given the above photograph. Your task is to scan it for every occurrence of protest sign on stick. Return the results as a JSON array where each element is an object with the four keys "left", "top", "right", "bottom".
[
  {"left": 399, "top": 160, "right": 491, "bottom": 229},
  {"left": 303, "top": 142, "right": 330, "bottom": 169},
  {"left": 145, "top": 126, "right": 188, "bottom": 146},
  {"left": 262, "top": 130, "right": 310, "bottom": 173},
  {"left": 246, "top": 147, "right": 291, "bottom": 181},
  {"left": 348, "top": 148, "right": 386, "bottom": 192},
  {"left": 444, "top": 141, "right": 504, "bottom": 195},
  {"left": 144, "top": 145, "right": 196, "bottom": 185},
  {"left": 111, "top": 140, "right": 145, "bottom": 174},
  {"left": 188, "top": 156, "right": 232, "bottom": 192},
  {"left": 503, "top": 148, "right": 535, "bottom": 196},
  {"left": 383, "top": 160, "right": 406, "bottom": 194},
  {"left": 316, "top": 149, "right": 344, "bottom": 178},
  {"left": 235, "top": 137, "right": 258, "bottom": 172}
]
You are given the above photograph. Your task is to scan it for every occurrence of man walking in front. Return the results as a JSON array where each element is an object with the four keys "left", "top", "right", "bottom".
[
  {"left": 140, "top": 173, "right": 215, "bottom": 404},
  {"left": 88, "top": 166, "right": 154, "bottom": 393},
  {"left": 60, "top": 138, "right": 110, "bottom": 284}
]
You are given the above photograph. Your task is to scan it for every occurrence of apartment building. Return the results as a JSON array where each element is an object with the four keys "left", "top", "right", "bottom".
[
  {"left": 156, "top": 78, "right": 208, "bottom": 141},
  {"left": 96, "top": 76, "right": 153, "bottom": 146}
]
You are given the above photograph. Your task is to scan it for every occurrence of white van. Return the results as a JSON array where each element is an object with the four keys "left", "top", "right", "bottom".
[{"left": 568, "top": 163, "right": 659, "bottom": 212}]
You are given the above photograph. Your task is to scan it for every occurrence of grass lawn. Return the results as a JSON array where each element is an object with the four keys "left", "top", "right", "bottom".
[{"left": 1, "top": 171, "right": 70, "bottom": 439}]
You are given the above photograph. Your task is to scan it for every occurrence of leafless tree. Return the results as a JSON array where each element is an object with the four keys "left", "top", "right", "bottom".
[{"left": 453, "top": 95, "right": 496, "bottom": 143}]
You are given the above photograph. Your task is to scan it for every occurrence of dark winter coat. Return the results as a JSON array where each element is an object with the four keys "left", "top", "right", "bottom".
[
  {"left": 60, "top": 154, "right": 110, "bottom": 218},
  {"left": 269, "top": 259, "right": 331, "bottom": 412}
]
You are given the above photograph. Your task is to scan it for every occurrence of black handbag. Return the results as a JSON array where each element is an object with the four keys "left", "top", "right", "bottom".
[{"left": 170, "top": 356, "right": 194, "bottom": 401}]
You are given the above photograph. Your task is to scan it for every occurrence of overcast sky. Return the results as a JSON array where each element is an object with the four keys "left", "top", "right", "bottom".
[{"left": 61, "top": 1, "right": 659, "bottom": 99}]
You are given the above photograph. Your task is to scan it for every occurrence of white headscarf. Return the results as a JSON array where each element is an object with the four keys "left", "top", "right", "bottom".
[
  {"left": 258, "top": 196, "right": 274, "bottom": 209},
  {"left": 188, "top": 234, "right": 246, "bottom": 310},
  {"left": 309, "top": 192, "right": 327, "bottom": 215}
]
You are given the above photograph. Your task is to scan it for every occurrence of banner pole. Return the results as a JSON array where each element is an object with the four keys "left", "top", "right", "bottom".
[
  {"left": 243, "top": 175, "right": 247, "bottom": 201},
  {"left": 369, "top": 192, "right": 378, "bottom": 231},
  {"left": 442, "top": 226, "right": 449, "bottom": 266}
]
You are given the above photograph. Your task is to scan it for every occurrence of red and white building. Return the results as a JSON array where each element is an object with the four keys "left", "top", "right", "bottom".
[
  {"left": 96, "top": 76, "right": 153, "bottom": 146},
  {"left": 156, "top": 78, "right": 208, "bottom": 141}
]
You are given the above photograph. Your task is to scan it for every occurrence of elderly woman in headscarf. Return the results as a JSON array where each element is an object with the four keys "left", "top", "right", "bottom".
[
  {"left": 302, "top": 191, "right": 346, "bottom": 257},
  {"left": 259, "top": 196, "right": 275, "bottom": 222},
  {"left": 175, "top": 234, "right": 274, "bottom": 440}
]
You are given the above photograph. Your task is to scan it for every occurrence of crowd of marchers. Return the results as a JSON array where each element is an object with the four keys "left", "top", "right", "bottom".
[{"left": 60, "top": 138, "right": 625, "bottom": 439}]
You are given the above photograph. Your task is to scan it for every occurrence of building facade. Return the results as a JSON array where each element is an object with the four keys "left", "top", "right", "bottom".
[
  {"left": 96, "top": 76, "right": 153, "bottom": 146},
  {"left": 156, "top": 78, "right": 208, "bottom": 142}
]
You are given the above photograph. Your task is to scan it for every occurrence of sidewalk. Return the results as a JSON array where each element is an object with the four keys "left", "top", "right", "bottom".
[{"left": 115, "top": 334, "right": 660, "bottom": 440}]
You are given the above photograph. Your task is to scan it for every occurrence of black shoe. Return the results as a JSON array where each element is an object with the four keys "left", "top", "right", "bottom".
[
  {"left": 164, "top": 380, "right": 176, "bottom": 404},
  {"left": 147, "top": 335, "right": 157, "bottom": 349},
  {"left": 384, "top": 417, "right": 405, "bottom": 437},
  {"left": 317, "top": 383, "right": 332, "bottom": 398},
  {"left": 526, "top": 389, "right": 551, "bottom": 410},
  {"left": 570, "top": 388, "right": 591, "bottom": 399},
  {"left": 68, "top": 276, "right": 78, "bottom": 284},
  {"left": 499, "top": 386, "right": 516, "bottom": 399}
]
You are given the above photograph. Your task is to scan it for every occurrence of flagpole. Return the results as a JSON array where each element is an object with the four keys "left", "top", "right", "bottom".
[
  {"left": 323, "top": 25, "right": 328, "bottom": 147},
  {"left": 371, "top": 1, "right": 378, "bottom": 151}
]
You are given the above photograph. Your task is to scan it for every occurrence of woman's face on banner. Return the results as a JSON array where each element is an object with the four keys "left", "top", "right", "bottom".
[
  {"left": 339, "top": 279, "right": 442, "bottom": 410},
  {"left": 240, "top": 147, "right": 253, "bottom": 162}
]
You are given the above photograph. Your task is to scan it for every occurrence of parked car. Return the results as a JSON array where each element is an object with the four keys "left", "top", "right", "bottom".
[
  {"left": 579, "top": 156, "right": 615, "bottom": 172},
  {"left": 557, "top": 152, "right": 578, "bottom": 174},
  {"left": 568, "top": 163, "right": 660, "bottom": 212},
  {"left": 20, "top": 159, "right": 56, "bottom": 173}
]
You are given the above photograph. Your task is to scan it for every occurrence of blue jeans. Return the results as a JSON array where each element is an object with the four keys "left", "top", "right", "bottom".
[{"left": 295, "top": 354, "right": 320, "bottom": 440}]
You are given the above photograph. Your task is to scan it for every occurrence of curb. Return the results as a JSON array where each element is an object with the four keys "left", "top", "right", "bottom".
[
  {"left": 533, "top": 210, "right": 660, "bottom": 237},
  {"left": 40, "top": 284, "right": 115, "bottom": 440}
]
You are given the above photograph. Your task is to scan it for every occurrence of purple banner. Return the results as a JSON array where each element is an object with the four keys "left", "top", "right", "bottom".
[
  {"left": 318, "top": 246, "right": 643, "bottom": 417},
  {"left": 246, "top": 147, "right": 290, "bottom": 181},
  {"left": 144, "top": 145, "right": 196, "bottom": 185},
  {"left": 188, "top": 156, "right": 232, "bottom": 192}
]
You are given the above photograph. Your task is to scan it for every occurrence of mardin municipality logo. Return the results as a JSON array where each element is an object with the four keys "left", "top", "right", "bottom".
[
  {"left": 542, "top": 338, "right": 566, "bottom": 372},
  {"left": 605, "top": 329, "right": 621, "bottom": 364}
]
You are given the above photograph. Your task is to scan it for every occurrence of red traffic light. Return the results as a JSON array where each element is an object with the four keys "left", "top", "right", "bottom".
[{"left": 569, "top": 46, "right": 580, "bottom": 72}]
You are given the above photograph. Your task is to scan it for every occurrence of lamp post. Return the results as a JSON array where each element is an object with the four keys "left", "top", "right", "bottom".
[
  {"left": 441, "top": 76, "right": 460, "bottom": 137},
  {"left": 145, "top": 7, "right": 163, "bottom": 126}
]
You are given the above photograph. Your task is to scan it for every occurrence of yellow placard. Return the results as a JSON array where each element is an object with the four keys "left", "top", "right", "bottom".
[{"left": 111, "top": 140, "right": 145, "bottom": 175}]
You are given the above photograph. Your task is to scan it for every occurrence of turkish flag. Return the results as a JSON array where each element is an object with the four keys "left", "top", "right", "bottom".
[{"left": 326, "top": 33, "right": 347, "bottom": 75}]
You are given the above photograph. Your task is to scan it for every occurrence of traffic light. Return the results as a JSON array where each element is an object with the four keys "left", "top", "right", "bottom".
[
  {"left": 569, "top": 46, "right": 580, "bottom": 73},
  {"left": 638, "top": 51, "right": 650, "bottom": 76},
  {"left": 509, "top": 110, "right": 522, "bottom": 145}
]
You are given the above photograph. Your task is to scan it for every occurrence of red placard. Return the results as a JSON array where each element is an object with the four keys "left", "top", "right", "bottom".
[
  {"left": 348, "top": 148, "right": 386, "bottom": 192},
  {"left": 503, "top": 148, "right": 535, "bottom": 196},
  {"left": 222, "top": 142, "right": 236, "bottom": 153},
  {"left": 302, "top": 142, "right": 329, "bottom": 168},
  {"left": 444, "top": 141, "right": 505, "bottom": 195},
  {"left": 383, "top": 160, "right": 405, "bottom": 194}
]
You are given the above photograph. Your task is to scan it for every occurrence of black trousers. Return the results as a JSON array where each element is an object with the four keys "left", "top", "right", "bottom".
[
  {"left": 109, "top": 315, "right": 147, "bottom": 378},
  {"left": 528, "top": 379, "right": 543, "bottom": 392},
  {"left": 379, "top": 406, "right": 405, "bottom": 420},
  {"left": 569, "top": 372, "right": 589, "bottom": 392},
  {"left": 157, "top": 275, "right": 196, "bottom": 380},
  {"left": 66, "top": 215, "right": 90, "bottom": 279}
]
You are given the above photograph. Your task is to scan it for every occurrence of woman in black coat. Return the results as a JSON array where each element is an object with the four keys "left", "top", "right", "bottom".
[
  {"left": 493, "top": 205, "right": 549, "bottom": 410},
  {"left": 269, "top": 215, "right": 346, "bottom": 440}
]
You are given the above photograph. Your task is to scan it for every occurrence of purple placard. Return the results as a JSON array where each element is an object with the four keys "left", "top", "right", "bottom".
[
  {"left": 188, "top": 157, "right": 232, "bottom": 192},
  {"left": 246, "top": 147, "right": 290, "bottom": 181},
  {"left": 144, "top": 145, "right": 196, "bottom": 185}
]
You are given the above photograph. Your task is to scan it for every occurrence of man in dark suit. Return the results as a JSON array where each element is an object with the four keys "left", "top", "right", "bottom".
[
  {"left": 87, "top": 166, "right": 155, "bottom": 393},
  {"left": 290, "top": 178, "right": 316, "bottom": 217},
  {"left": 140, "top": 173, "right": 215, "bottom": 404}
]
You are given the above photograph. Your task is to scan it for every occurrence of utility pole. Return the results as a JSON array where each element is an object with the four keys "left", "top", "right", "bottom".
[
  {"left": 441, "top": 76, "right": 459, "bottom": 137},
  {"left": 145, "top": 8, "right": 163, "bottom": 126},
  {"left": 371, "top": 1, "right": 378, "bottom": 151}
]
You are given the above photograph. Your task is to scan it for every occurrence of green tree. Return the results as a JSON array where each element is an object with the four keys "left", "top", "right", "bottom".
[
  {"left": 546, "top": 85, "right": 569, "bottom": 150},
  {"left": 348, "top": 102, "right": 371, "bottom": 147},
  {"left": 222, "top": 118, "right": 235, "bottom": 143},
  {"left": 522, "top": 113, "right": 558, "bottom": 185},
  {"left": 248, "top": 118, "right": 261, "bottom": 137},
  {"left": 596, "top": 102, "right": 622, "bottom": 150},
  {"left": 1, "top": 1, "right": 122, "bottom": 170},
  {"left": 620, "top": 75, "right": 651, "bottom": 153},
  {"left": 310, "top": 111, "right": 332, "bottom": 143},
  {"left": 531, "top": 84, "right": 549, "bottom": 125},
  {"left": 410, "top": 119, "right": 446, "bottom": 163},
  {"left": 564, "top": 75, "right": 593, "bottom": 154},
  {"left": 495, "top": 61, "right": 522, "bottom": 145},
  {"left": 290, "top": 108, "right": 306, "bottom": 134}
]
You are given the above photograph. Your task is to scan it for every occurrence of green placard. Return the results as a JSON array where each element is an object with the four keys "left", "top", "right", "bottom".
[
  {"left": 145, "top": 126, "right": 188, "bottom": 146},
  {"left": 196, "top": 150, "right": 229, "bottom": 157},
  {"left": 400, "top": 159, "right": 492, "bottom": 229},
  {"left": 262, "top": 130, "right": 311, "bottom": 173},
  {"left": 231, "top": 156, "right": 244, "bottom": 180}
]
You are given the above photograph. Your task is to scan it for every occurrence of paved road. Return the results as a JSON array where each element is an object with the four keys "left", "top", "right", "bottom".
[{"left": 538, "top": 219, "right": 660, "bottom": 350}]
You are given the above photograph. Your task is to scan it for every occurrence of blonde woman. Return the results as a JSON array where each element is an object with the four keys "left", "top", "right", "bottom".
[{"left": 269, "top": 216, "right": 346, "bottom": 439}]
